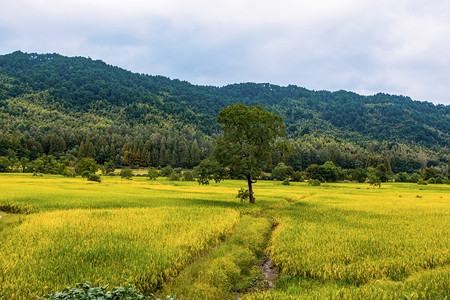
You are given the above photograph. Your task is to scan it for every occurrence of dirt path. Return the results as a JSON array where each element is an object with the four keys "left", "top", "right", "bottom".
[{"left": 260, "top": 257, "right": 278, "bottom": 288}]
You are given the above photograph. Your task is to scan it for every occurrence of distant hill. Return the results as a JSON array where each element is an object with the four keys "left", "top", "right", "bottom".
[{"left": 0, "top": 51, "right": 448, "bottom": 172}]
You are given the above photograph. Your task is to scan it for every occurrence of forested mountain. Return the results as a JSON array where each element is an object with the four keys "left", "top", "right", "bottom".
[{"left": 0, "top": 51, "right": 448, "bottom": 175}]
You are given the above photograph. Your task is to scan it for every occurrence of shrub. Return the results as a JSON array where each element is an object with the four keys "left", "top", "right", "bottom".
[
  {"left": 417, "top": 179, "right": 428, "bottom": 185},
  {"left": 259, "top": 172, "right": 271, "bottom": 180},
  {"left": 282, "top": 178, "right": 290, "bottom": 185},
  {"left": 395, "top": 172, "right": 410, "bottom": 182},
  {"left": 435, "top": 177, "right": 444, "bottom": 184},
  {"left": 104, "top": 160, "right": 115, "bottom": 174},
  {"left": 271, "top": 163, "right": 291, "bottom": 181},
  {"left": 81, "top": 171, "right": 91, "bottom": 178},
  {"left": 62, "top": 167, "right": 76, "bottom": 177},
  {"left": 236, "top": 188, "right": 250, "bottom": 203},
  {"left": 87, "top": 173, "right": 101, "bottom": 183},
  {"left": 147, "top": 167, "right": 159, "bottom": 180},
  {"left": 410, "top": 173, "right": 421, "bottom": 183},
  {"left": 168, "top": 173, "right": 180, "bottom": 181},
  {"left": 0, "top": 156, "right": 11, "bottom": 172},
  {"left": 182, "top": 171, "right": 195, "bottom": 181},
  {"left": 427, "top": 178, "right": 436, "bottom": 184},
  {"left": 120, "top": 168, "right": 134, "bottom": 180},
  {"left": 291, "top": 171, "right": 302, "bottom": 182},
  {"left": 160, "top": 166, "right": 174, "bottom": 177},
  {"left": 38, "top": 281, "right": 169, "bottom": 300},
  {"left": 367, "top": 167, "right": 381, "bottom": 188},
  {"left": 76, "top": 158, "right": 99, "bottom": 176},
  {"left": 308, "top": 179, "right": 321, "bottom": 186}
]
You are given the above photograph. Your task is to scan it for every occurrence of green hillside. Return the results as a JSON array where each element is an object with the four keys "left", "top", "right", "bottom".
[{"left": 0, "top": 51, "right": 448, "bottom": 174}]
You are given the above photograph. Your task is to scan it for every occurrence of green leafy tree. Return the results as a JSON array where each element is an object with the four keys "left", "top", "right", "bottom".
[
  {"left": 0, "top": 156, "right": 11, "bottom": 172},
  {"left": 271, "top": 163, "right": 291, "bottom": 181},
  {"left": 19, "top": 157, "right": 29, "bottom": 173},
  {"left": 104, "top": 160, "right": 115, "bottom": 174},
  {"left": 318, "top": 161, "right": 340, "bottom": 182},
  {"left": 206, "top": 103, "right": 286, "bottom": 203},
  {"left": 422, "top": 167, "right": 438, "bottom": 181},
  {"left": 120, "top": 168, "right": 134, "bottom": 179},
  {"left": 410, "top": 173, "right": 421, "bottom": 183},
  {"left": 351, "top": 168, "right": 367, "bottom": 183},
  {"left": 194, "top": 158, "right": 228, "bottom": 185},
  {"left": 78, "top": 138, "right": 95, "bottom": 159},
  {"left": 160, "top": 166, "right": 174, "bottom": 177},
  {"left": 168, "top": 173, "right": 180, "bottom": 181},
  {"left": 366, "top": 155, "right": 392, "bottom": 182},
  {"left": 395, "top": 172, "right": 410, "bottom": 182},
  {"left": 182, "top": 170, "right": 195, "bottom": 181},
  {"left": 87, "top": 173, "right": 101, "bottom": 183},
  {"left": 76, "top": 158, "right": 98, "bottom": 175},
  {"left": 305, "top": 164, "right": 321, "bottom": 181},
  {"left": 367, "top": 167, "right": 381, "bottom": 188},
  {"left": 32, "top": 158, "right": 45, "bottom": 173},
  {"left": 147, "top": 167, "right": 159, "bottom": 180}
]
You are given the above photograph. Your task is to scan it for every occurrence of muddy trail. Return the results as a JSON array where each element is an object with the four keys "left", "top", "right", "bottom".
[{"left": 247, "top": 222, "right": 279, "bottom": 294}]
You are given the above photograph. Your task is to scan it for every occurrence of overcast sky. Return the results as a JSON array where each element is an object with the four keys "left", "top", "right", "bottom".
[{"left": 1, "top": 0, "right": 449, "bottom": 105}]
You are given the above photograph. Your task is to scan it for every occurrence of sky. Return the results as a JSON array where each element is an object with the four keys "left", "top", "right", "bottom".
[{"left": 1, "top": 0, "right": 450, "bottom": 105}]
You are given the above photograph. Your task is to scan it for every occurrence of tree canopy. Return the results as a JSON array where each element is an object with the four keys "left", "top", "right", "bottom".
[{"left": 212, "top": 103, "right": 286, "bottom": 203}]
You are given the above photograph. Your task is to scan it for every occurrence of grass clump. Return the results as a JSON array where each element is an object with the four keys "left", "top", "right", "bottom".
[
  {"left": 87, "top": 173, "right": 101, "bottom": 183},
  {"left": 307, "top": 179, "right": 321, "bottom": 186},
  {"left": 0, "top": 201, "right": 36, "bottom": 214}
]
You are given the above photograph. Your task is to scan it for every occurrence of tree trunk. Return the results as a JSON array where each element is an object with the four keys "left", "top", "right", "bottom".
[{"left": 246, "top": 175, "right": 256, "bottom": 204}]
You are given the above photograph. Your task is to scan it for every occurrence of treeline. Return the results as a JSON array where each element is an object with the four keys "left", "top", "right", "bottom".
[
  {"left": 0, "top": 126, "right": 213, "bottom": 171},
  {"left": 1, "top": 130, "right": 449, "bottom": 183},
  {"left": 270, "top": 159, "right": 449, "bottom": 185}
]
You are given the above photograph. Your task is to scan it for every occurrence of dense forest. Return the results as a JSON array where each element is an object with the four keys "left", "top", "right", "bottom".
[{"left": 0, "top": 51, "right": 449, "bottom": 180}]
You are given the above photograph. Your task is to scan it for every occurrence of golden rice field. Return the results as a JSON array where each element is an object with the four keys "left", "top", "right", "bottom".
[
  {"left": 0, "top": 174, "right": 449, "bottom": 299},
  {"left": 251, "top": 183, "right": 450, "bottom": 299}
]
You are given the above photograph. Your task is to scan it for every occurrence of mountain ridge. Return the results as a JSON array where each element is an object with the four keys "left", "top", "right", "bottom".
[{"left": 0, "top": 51, "right": 448, "bottom": 173}]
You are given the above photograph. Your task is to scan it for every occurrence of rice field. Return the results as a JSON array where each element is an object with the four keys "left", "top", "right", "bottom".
[
  {"left": 0, "top": 174, "right": 449, "bottom": 299},
  {"left": 253, "top": 183, "right": 450, "bottom": 299}
]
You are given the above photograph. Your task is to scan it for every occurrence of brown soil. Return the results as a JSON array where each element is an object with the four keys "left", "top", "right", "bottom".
[{"left": 261, "top": 257, "right": 277, "bottom": 288}]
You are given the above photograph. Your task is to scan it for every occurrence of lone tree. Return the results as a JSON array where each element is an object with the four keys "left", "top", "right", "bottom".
[{"left": 199, "top": 103, "right": 285, "bottom": 203}]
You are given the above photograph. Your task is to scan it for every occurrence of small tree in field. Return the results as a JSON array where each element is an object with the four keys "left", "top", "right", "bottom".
[
  {"left": 367, "top": 167, "right": 381, "bottom": 188},
  {"left": 120, "top": 168, "right": 134, "bottom": 180},
  {"left": 147, "top": 167, "right": 159, "bottom": 180},
  {"left": 76, "top": 158, "right": 98, "bottom": 176},
  {"left": 198, "top": 103, "right": 286, "bottom": 203}
]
